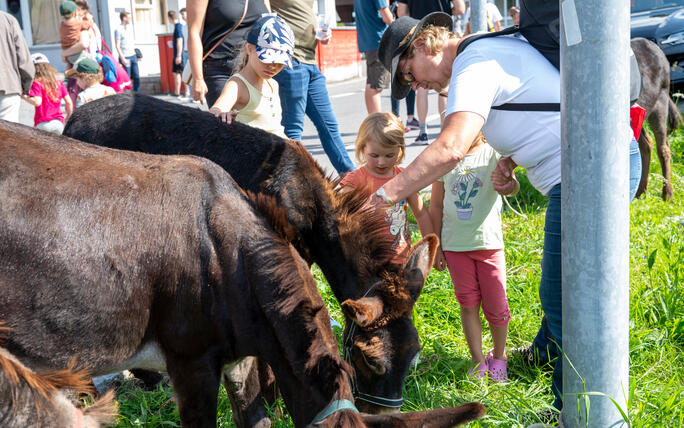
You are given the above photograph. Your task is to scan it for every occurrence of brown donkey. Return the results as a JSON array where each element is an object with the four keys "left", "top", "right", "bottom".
[
  {"left": 632, "top": 37, "right": 683, "bottom": 201},
  {"left": 0, "top": 326, "right": 116, "bottom": 428},
  {"left": 64, "top": 93, "right": 439, "bottom": 423},
  {"left": 0, "top": 122, "right": 485, "bottom": 427}
]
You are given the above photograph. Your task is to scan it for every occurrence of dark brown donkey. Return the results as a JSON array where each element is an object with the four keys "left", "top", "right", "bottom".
[
  {"left": 632, "top": 37, "right": 683, "bottom": 201},
  {"left": 63, "top": 93, "right": 434, "bottom": 423},
  {"left": 0, "top": 326, "right": 116, "bottom": 428},
  {"left": 0, "top": 122, "right": 486, "bottom": 427}
]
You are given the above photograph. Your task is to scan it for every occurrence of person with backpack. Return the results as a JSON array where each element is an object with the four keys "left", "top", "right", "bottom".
[{"left": 375, "top": 12, "right": 641, "bottom": 416}]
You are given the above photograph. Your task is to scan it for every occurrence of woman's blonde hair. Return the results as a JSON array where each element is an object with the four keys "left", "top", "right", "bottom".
[
  {"left": 355, "top": 112, "right": 405, "bottom": 164},
  {"left": 406, "top": 24, "right": 457, "bottom": 58},
  {"left": 34, "top": 62, "right": 60, "bottom": 103}
]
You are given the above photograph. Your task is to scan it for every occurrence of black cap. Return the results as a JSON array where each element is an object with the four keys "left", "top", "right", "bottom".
[{"left": 378, "top": 12, "right": 453, "bottom": 99}]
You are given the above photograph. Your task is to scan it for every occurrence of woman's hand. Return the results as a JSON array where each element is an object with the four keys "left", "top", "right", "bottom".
[
  {"left": 491, "top": 156, "right": 520, "bottom": 196},
  {"left": 192, "top": 77, "right": 208, "bottom": 103}
]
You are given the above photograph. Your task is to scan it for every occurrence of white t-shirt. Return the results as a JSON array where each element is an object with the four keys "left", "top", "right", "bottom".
[
  {"left": 114, "top": 24, "right": 136, "bottom": 57},
  {"left": 465, "top": 3, "right": 503, "bottom": 31},
  {"left": 76, "top": 83, "right": 115, "bottom": 108},
  {"left": 445, "top": 36, "right": 561, "bottom": 195},
  {"left": 181, "top": 22, "right": 188, "bottom": 52}
]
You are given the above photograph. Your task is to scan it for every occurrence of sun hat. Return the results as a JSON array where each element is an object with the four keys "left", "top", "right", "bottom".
[
  {"left": 246, "top": 14, "right": 295, "bottom": 69},
  {"left": 65, "top": 57, "right": 100, "bottom": 77},
  {"left": 31, "top": 53, "right": 50, "bottom": 64},
  {"left": 59, "top": 0, "right": 78, "bottom": 16},
  {"left": 378, "top": 12, "right": 454, "bottom": 99}
]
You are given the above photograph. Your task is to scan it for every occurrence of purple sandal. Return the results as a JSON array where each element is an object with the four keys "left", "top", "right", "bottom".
[
  {"left": 467, "top": 360, "right": 488, "bottom": 379},
  {"left": 486, "top": 350, "right": 508, "bottom": 382}
]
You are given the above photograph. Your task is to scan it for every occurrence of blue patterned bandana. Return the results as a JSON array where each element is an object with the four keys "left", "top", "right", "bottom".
[{"left": 246, "top": 14, "right": 295, "bottom": 69}]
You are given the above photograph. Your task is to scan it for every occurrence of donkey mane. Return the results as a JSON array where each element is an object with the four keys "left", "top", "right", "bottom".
[
  {"left": 332, "top": 185, "right": 399, "bottom": 282},
  {"left": 246, "top": 191, "right": 297, "bottom": 242},
  {"left": 250, "top": 236, "right": 357, "bottom": 405},
  {"left": 0, "top": 325, "right": 94, "bottom": 412}
]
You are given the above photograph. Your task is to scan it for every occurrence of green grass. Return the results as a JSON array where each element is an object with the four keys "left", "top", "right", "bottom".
[{"left": 111, "top": 127, "right": 684, "bottom": 427}]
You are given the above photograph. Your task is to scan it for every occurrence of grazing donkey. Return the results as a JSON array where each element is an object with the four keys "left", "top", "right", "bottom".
[
  {"left": 64, "top": 93, "right": 435, "bottom": 422},
  {"left": 0, "top": 327, "right": 116, "bottom": 428},
  {"left": 632, "top": 37, "right": 683, "bottom": 201},
  {"left": 0, "top": 121, "right": 486, "bottom": 428}
]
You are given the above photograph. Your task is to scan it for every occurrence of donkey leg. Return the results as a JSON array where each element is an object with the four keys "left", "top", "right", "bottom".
[
  {"left": 649, "top": 107, "right": 673, "bottom": 201},
  {"left": 636, "top": 130, "right": 653, "bottom": 199},
  {"left": 222, "top": 357, "right": 271, "bottom": 428},
  {"left": 165, "top": 354, "right": 221, "bottom": 428}
]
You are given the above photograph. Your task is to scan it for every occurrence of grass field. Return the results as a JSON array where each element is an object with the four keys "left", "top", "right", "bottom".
[{"left": 111, "top": 126, "right": 684, "bottom": 427}]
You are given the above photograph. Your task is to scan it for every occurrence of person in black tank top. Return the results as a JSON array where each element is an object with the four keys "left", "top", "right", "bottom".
[{"left": 187, "top": 0, "right": 269, "bottom": 105}]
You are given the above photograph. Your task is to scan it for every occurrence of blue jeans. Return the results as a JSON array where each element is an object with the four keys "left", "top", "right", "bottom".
[
  {"left": 533, "top": 135, "right": 641, "bottom": 410},
  {"left": 273, "top": 60, "right": 353, "bottom": 175},
  {"left": 391, "top": 89, "right": 415, "bottom": 118},
  {"left": 123, "top": 55, "right": 140, "bottom": 92}
]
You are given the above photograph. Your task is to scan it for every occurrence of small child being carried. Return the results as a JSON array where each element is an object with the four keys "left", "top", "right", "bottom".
[
  {"left": 340, "top": 113, "right": 435, "bottom": 263},
  {"left": 209, "top": 14, "right": 294, "bottom": 138},
  {"left": 430, "top": 133, "right": 519, "bottom": 382},
  {"left": 59, "top": 0, "right": 91, "bottom": 66}
]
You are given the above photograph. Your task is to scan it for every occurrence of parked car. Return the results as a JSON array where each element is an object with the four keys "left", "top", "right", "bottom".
[{"left": 631, "top": 0, "right": 684, "bottom": 88}]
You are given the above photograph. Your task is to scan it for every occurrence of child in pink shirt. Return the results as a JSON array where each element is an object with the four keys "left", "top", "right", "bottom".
[
  {"left": 340, "top": 112, "right": 435, "bottom": 264},
  {"left": 21, "top": 53, "right": 73, "bottom": 134}
]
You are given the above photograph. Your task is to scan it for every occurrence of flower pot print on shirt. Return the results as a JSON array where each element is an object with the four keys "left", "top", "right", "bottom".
[{"left": 451, "top": 168, "right": 482, "bottom": 221}]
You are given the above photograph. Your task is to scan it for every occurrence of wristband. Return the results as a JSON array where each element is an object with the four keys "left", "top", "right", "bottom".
[{"left": 375, "top": 186, "right": 394, "bottom": 205}]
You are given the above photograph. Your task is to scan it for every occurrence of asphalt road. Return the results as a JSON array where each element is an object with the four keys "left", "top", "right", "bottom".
[{"left": 17, "top": 76, "right": 446, "bottom": 179}]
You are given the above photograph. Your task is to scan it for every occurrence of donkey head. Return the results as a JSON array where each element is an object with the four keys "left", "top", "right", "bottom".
[{"left": 340, "top": 234, "right": 438, "bottom": 414}]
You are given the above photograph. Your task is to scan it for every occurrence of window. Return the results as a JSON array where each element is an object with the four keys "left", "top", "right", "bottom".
[{"left": 29, "top": 0, "right": 60, "bottom": 45}]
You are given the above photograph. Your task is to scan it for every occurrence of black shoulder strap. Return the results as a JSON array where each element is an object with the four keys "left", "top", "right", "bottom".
[
  {"left": 456, "top": 26, "right": 560, "bottom": 112},
  {"left": 492, "top": 103, "right": 559, "bottom": 111},
  {"left": 456, "top": 26, "right": 518, "bottom": 56}
]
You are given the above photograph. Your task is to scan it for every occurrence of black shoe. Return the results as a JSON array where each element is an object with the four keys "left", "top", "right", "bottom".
[
  {"left": 537, "top": 408, "right": 561, "bottom": 426},
  {"left": 511, "top": 345, "right": 554, "bottom": 371},
  {"left": 413, "top": 132, "right": 429, "bottom": 145},
  {"left": 406, "top": 118, "right": 420, "bottom": 128}
]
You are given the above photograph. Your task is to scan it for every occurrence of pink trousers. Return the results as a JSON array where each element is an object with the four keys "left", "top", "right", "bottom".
[{"left": 444, "top": 249, "right": 511, "bottom": 327}]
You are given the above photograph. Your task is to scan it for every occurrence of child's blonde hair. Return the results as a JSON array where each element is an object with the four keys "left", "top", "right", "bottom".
[
  {"left": 355, "top": 112, "right": 405, "bottom": 164},
  {"left": 74, "top": 69, "right": 104, "bottom": 86},
  {"left": 234, "top": 42, "right": 252, "bottom": 73},
  {"left": 34, "top": 62, "right": 60, "bottom": 103}
]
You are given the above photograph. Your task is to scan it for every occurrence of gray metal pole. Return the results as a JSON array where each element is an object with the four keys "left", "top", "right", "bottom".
[
  {"left": 470, "top": 0, "right": 487, "bottom": 33},
  {"left": 560, "top": 0, "right": 630, "bottom": 426}
]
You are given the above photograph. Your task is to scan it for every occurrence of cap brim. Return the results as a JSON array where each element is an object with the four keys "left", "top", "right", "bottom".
[
  {"left": 389, "top": 12, "right": 453, "bottom": 100},
  {"left": 256, "top": 47, "right": 293, "bottom": 69}
]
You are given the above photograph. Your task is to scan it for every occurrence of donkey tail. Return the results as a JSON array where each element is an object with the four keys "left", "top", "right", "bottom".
[
  {"left": 82, "top": 389, "right": 118, "bottom": 426},
  {"left": 667, "top": 97, "right": 683, "bottom": 131}
]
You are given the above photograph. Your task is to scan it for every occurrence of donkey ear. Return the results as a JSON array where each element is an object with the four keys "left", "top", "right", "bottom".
[
  {"left": 360, "top": 402, "right": 486, "bottom": 428},
  {"left": 403, "top": 234, "right": 439, "bottom": 302},
  {"left": 341, "top": 296, "right": 383, "bottom": 328}
]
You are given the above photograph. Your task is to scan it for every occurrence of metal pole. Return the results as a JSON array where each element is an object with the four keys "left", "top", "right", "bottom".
[
  {"left": 470, "top": 0, "right": 487, "bottom": 33},
  {"left": 561, "top": 0, "right": 630, "bottom": 426}
]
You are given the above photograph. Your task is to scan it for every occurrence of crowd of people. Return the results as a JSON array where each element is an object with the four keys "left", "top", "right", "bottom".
[{"left": 0, "top": 0, "right": 637, "bottom": 421}]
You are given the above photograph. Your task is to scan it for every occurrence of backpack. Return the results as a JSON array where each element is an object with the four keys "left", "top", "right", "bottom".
[{"left": 457, "top": 0, "right": 642, "bottom": 110}]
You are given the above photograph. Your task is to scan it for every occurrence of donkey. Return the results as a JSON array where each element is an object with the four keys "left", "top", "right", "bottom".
[
  {"left": 0, "top": 121, "right": 486, "bottom": 428},
  {"left": 632, "top": 37, "right": 683, "bottom": 201},
  {"left": 64, "top": 93, "right": 435, "bottom": 421},
  {"left": 1, "top": 327, "right": 116, "bottom": 428}
]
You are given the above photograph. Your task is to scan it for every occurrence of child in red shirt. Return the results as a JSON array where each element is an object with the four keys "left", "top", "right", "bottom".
[
  {"left": 340, "top": 112, "right": 435, "bottom": 263},
  {"left": 21, "top": 53, "right": 73, "bottom": 134}
]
